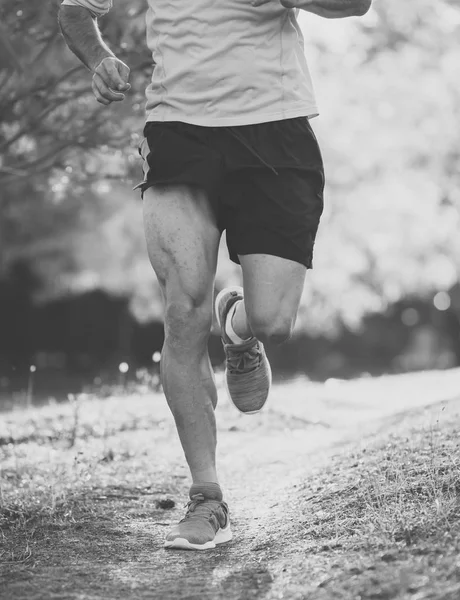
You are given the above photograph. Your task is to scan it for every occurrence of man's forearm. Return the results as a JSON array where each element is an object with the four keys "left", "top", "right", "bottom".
[
  {"left": 297, "top": 0, "right": 371, "bottom": 18},
  {"left": 58, "top": 5, "right": 114, "bottom": 71}
]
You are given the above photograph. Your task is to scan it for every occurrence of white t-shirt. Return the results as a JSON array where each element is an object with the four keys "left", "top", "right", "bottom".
[{"left": 61, "top": 0, "right": 318, "bottom": 126}]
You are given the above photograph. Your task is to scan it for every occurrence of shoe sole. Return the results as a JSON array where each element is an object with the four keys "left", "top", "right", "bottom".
[
  {"left": 164, "top": 523, "right": 232, "bottom": 551},
  {"left": 215, "top": 286, "right": 271, "bottom": 415}
]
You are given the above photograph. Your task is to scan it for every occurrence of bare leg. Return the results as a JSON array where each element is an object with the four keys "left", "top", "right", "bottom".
[
  {"left": 237, "top": 254, "right": 307, "bottom": 345},
  {"left": 214, "top": 253, "right": 306, "bottom": 416},
  {"left": 143, "top": 184, "right": 221, "bottom": 483}
]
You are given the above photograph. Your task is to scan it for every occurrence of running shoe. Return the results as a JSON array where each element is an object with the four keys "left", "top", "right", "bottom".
[
  {"left": 215, "top": 286, "right": 272, "bottom": 414},
  {"left": 164, "top": 490, "right": 231, "bottom": 551}
]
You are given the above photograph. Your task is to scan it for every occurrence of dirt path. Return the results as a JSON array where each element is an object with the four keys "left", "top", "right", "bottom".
[{"left": 2, "top": 369, "right": 460, "bottom": 600}]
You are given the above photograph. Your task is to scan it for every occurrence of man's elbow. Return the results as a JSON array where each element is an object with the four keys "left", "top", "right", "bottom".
[{"left": 353, "top": 0, "right": 372, "bottom": 17}]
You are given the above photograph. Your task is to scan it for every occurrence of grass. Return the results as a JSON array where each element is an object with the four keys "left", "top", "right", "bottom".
[
  {"left": 0, "top": 392, "right": 179, "bottom": 569},
  {"left": 0, "top": 381, "right": 459, "bottom": 599},
  {"left": 307, "top": 427, "right": 459, "bottom": 549},
  {"left": 284, "top": 404, "right": 460, "bottom": 599}
]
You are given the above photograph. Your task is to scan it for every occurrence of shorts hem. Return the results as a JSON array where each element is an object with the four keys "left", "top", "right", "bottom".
[{"left": 230, "top": 249, "right": 313, "bottom": 270}]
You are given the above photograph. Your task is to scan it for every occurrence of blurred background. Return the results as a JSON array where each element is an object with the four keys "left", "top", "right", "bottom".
[{"left": 0, "top": 0, "right": 459, "bottom": 410}]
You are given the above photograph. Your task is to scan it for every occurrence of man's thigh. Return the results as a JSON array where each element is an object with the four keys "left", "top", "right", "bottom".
[
  {"left": 143, "top": 183, "right": 221, "bottom": 308},
  {"left": 239, "top": 253, "right": 307, "bottom": 332}
]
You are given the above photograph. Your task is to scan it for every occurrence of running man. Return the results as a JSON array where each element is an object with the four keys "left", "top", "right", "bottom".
[{"left": 58, "top": 0, "right": 372, "bottom": 551}]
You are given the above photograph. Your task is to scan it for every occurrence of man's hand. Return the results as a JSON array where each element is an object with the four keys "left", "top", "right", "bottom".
[
  {"left": 59, "top": 6, "right": 131, "bottom": 102},
  {"left": 92, "top": 56, "right": 131, "bottom": 105}
]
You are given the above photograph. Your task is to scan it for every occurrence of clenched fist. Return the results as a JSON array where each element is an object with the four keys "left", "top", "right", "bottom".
[{"left": 92, "top": 56, "right": 131, "bottom": 105}]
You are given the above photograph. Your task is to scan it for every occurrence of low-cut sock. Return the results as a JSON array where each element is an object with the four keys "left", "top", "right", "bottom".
[
  {"left": 225, "top": 300, "right": 252, "bottom": 345},
  {"left": 190, "top": 481, "right": 223, "bottom": 502}
]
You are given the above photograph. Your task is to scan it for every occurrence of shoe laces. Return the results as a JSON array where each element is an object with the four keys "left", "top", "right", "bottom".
[
  {"left": 181, "top": 493, "right": 228, "bottom": 530},
  {"left": 226, "top": 342, "right": 261, "bottom": 373}
]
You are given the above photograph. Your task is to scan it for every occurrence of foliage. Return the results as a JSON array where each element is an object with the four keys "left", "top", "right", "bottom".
[
  {"left": 0, "top": 0, "right": 459, "bottom": 331},
  {"left": 296, "top": 0, "right": 460, "bottom": 332},
  {"left": 0, "top": 0, "right": 153, "bottom": 302}
]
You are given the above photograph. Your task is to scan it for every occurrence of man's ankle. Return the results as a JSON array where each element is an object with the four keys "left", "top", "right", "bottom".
[
  {"left": 225, "top": 300, "right": 252, "bottom": 344},
  {"left": 190, "top": 481, "right": 223, "bottom": 501}
]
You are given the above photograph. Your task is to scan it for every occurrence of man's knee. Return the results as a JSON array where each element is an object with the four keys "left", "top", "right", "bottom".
[
  {"left": 164, "top": 296, "right": 212, "bottom": 344},
  {"left": 249, "top": 313, "right": 294, "bottom": 346}
]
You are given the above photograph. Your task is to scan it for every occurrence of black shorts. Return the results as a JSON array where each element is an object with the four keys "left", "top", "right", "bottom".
[{"left": 135, "top": 117, "right": 325, "bottom": 268}]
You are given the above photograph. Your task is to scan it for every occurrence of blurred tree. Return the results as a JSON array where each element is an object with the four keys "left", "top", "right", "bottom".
[
  {"left": 0, "top": 0, "right": 459, "bottom": 336},
  {"left": 296, "top": 0, "right": 460, "bottom": 333},
  {"left": 0, "top": 0, "right": 156, "bottom": 304}
]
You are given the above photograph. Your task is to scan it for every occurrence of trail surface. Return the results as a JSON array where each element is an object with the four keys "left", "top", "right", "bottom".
[{"left": 3, "top": 369, "right": 460, "bottom": 600}]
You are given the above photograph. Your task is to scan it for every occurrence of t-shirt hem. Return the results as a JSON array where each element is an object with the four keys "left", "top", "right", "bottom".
[{"left": 145, "top": 105, "right": 319, "bottom": 127}]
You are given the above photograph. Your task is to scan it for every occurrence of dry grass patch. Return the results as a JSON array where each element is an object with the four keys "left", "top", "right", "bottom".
[
  {"left": 293, "top": 404, "right": 460, "bottom": 599},
  {"left": 0, "top": 392, "right": 182, "bottom": 578}
]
